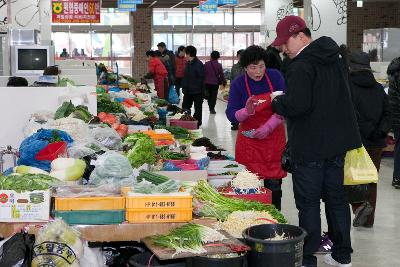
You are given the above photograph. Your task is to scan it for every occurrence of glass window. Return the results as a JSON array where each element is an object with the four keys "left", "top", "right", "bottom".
[
  {"left": 153, "top": 9, "right": 191, "bottom": 26},
  {"left": 234, "top": 9, "right": 261, "bottom": 25},
  {"left": 152, "top": 33, "right": 173, "bottom": 50},
  {"left": 234, "top": 32, "right": 254, "bottom": 50},
  {"left": 112, "top": 33, "right": 131, "bottom": 57},
  {"left": 213, "top": 32, "right": 234, "bottom": 57},
  {"left": 192, "top": 34, "right": 206, "bottom": 58},
  {"left": 92, "top": 33, "right": 111, "bottom": 57},
  {"left": 52, "top": 32, "right": 70, "bottom": 58},
  {"left": 101, "top": 11, "right": 130, "bottom": 25},
  {"left": 193, "top": 9, "right": 232, "bottom": 26},
  {"left": 173, "top": 33, "right": 189, "bottom": 52},
  {"left": 70, "top": 33, "right": 92, "bottom": 57}
]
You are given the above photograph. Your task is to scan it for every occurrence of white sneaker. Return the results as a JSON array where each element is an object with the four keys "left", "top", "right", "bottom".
[{"left": 324, "top": 254, "right": 352, "bottom": 267}]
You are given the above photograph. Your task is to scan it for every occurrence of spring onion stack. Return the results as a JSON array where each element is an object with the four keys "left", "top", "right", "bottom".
[
  {"left": 151, "top": 223, "right": 226, "bottom": 257},
  {"left": 192, "top": 180, "right": 286, "bottom": 223}
]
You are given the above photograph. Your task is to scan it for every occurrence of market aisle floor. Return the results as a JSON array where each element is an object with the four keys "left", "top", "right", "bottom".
[{"left": 199, "top": 99, "right": 400, "bottom": 267}]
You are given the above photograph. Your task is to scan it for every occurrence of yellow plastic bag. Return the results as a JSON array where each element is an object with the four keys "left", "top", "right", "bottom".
[{"left": 344, "top": 146, "right": 378, "bottom": 185}]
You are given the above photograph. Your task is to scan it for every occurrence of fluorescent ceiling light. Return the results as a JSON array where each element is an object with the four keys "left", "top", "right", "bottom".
[
  {"left": 357, "top": 1, "right": 363, "bottom": 8},
  {"left": 148, "top": 1, "right": 157, "bottom": 8},
  {"left": 171, "top": 1, "right": 184, "bottom": 8}
]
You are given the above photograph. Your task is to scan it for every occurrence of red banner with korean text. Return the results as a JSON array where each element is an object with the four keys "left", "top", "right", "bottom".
[{"left": 52, "top": 0, "right": 100, "bottom": 23}]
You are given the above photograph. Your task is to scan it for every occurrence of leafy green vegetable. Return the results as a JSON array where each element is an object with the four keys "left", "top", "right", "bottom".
[
  {"left": 127, "top": 136, "right": 156, "bottom": 168},
  {"left": 160, "top": 151, "right": 188, "bottom": 160},
  {"left": 0, "top": 174, "right": 60, "bottom": 192},
  {"left": 54, "top": 101, "right": 75, "bottom": 120},
  {"left": 97, "top": 93, "right": 125, "bottom": 114},
  {"left": 58, "top": 78, "right": 76, "bottom": 87},
  {"left": 155, "top": 99, "right": 169, "bottom": 107},
  {"left": 192, "top": 180, "right": 287, "bottom": 223}
]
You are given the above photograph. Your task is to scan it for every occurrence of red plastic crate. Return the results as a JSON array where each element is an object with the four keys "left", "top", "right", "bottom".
[
  {"left": 35, "top": 142, "right": 67, "bottom": 161},
  {"left": 169, "top": 119, "right": 198, "bottom": 130},
  {"left": 222, "top": 187, "right": 272, "bottom": 205}
]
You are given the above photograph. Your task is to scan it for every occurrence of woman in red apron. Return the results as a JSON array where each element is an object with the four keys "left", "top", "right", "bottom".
[
  {"left": 226, "top": 46, "right": 287, "bottom": 209},
  {"left": 146, "top": 50, "right": 168, "bottom": 99}
]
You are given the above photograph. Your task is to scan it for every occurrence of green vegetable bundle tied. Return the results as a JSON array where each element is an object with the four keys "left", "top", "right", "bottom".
[
  {"left": 152, "top": 223, "right": 226, "bottom": 257},
  {"left": 192, "top": 180, "right": 287, "bottom": 223}
]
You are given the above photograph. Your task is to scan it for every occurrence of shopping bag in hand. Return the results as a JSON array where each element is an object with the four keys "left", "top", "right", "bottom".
[
  {"left": 168, "top": 85, "right": 179, "bottom": 104},
  {"left": 344, "top": 146, "right": 378, "bottom": 185}
]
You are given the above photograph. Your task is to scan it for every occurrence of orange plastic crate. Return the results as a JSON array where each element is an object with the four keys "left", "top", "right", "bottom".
[
  {"left": 55, "top": 196, "right": 125, "bottom": 211},
  {"left": 126, "top": 208, "right": 193, "bottom": 223},
  {"left": 126, "top": 195, "right": 192, "bottom": 209}
]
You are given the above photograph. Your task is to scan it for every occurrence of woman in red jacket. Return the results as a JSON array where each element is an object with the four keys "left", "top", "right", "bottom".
[
  {"left": 175, "top": 46, "right": 186, "bottom": 97},
  {"left": 146, "top": 50, "right": 168, "bottom": 99}
]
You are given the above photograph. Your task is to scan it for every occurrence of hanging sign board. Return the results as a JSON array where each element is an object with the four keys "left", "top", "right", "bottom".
[
  {"left": 118, "top": 0, "right": 143, "bottom": 4},
  {"left": 218, "top": 0, "right": 238, "bottom": 4},
  {"left": 200, "top": 0, "right": 218, "bottom": 13},
  {"left": 118, "top": 0, "right": 137, "bottom": 11},
  {"left": 52, "top": 0, "right": 100, "bottom": 23}
]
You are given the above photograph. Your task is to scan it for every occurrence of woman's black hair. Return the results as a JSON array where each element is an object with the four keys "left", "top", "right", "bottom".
[
  {"left": 177, "top": 46, "right": 185, "bottom": 53},
  {"left": 185, "top": 45, "right": 197, "bottom": 57},
  {"left": 239, "top": 45, "right": 268, "bottom": 68},
  {"left": 236, "top": 49, "right": 244, "bottom": 57},
  {"left": 7, "top": 76, "right": 28, "bottom": 87},
  {"left": 154, "top": 50, "right": 162, "bottom": 57},
  {"left": 210, "top": 50, "right": 220, "bottom": 60},
  {"left": 146, "top": 50, "right": 155, "bottom": 57},
  {"left": 265, "top": 45, "right": 282, "bottom": 70},
  {"left": 43, "top": 66, "right": 60, "bottom": 75}
]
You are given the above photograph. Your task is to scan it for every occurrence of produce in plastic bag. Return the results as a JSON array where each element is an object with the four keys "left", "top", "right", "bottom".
[
  {"left": 91, "top": 127, "right": 122, "bottom": 150},
  {"left": 32, "top": 219, "right": 84, "bottom": 267},
  {"left": 133, "top": 179, "right": 180, "bottom": 194},
  {"left": 50, "top": 117, "right": 90, "bottom": 142},
  {"left": 0, "top": 232, "right": 35, "bottom": 267},
  {"left": 89, "top": 151, "right": 133, "bottom": 185}
]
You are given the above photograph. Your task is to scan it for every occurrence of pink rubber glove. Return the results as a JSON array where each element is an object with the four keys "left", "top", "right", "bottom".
[
  {"left": 253, "top": 114, "right": 284, "bottom": 139},
  {"left": 234, "top": 96, "right": 258, "bottom": 122}
]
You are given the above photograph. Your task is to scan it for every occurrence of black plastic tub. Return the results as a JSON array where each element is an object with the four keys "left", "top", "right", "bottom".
[
  {"left": 128, "top": 252, "right": 186, "bottom": 267},
  {"left": 186, "top": 253, "right": 246, "bottom": 267},
  {"left": 242, "top": 224, "right": 307, "bottom": 267}
]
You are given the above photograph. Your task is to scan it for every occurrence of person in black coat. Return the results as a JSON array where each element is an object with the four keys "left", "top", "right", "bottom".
[
  {"left": 181, "top": 45, "right": 205, "bottom": 127},
  {"left": 387, "top": 57, "right": 400, "bottom": 189},
  {"left": 270, "top": 16, "right": 361, "bottom": 267},
  {"left": 348, "top": 51, "right": 392, "bottom": 227}
]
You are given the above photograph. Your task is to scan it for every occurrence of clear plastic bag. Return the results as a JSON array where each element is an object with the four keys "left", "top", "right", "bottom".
[
  {"left": 132, "top": 179, "right": 180, "bottom": 194},
  {"left": 30, "top": 110, "right": 55, "bottom": 122},
  {"left": 89, "top": 151, "right": 133, "bottom": 185},
  {"left": 91, "top": 127, "right": 122, "bottom": 150},
  {"left": 68, "top": 142, "right": 108, "bottom": 159},
  {"left": 58, "top": 85, "right": 89, "bottom": 106},
  {"left": 55, "top": 184, "right": 121, "bottom": 197},
  {"left": 23, "top": 119, "right": 50, "bottom": 138},
  {"left": 50, "top": 117, "right": 90, "bottom": 142}
]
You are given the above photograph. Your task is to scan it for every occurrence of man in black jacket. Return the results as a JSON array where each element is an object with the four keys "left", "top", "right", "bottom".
[
  {"left": 181, "top": 45, "right": 205, "bottom": 127},
  {"left": 158, "top": 42, "right": 176, "bottom": 85},
  {"left": 271, "top": 16, "right": 361, "bottom": 267},
  {"left": 387, "top": 57, "right": 400, "bottom": 189},
  {"left": 348, "top": 51, "right": 392, "bottom": 227}
]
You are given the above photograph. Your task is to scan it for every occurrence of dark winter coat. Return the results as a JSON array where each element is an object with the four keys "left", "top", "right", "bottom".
[
  {"left": 350, "top": 70, "right": 391, "bottom": 148},
  {"left": 387, "top": 57, "right": 400, "bottom": 131},
  {"left": 181, "top": 57, "right": 205, "bottom": 95},
  {"left": 272, "top": 36, "right": 362, "bottom": 162}
]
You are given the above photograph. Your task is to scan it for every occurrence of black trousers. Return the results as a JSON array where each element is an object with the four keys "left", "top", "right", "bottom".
[
  {"left": 205, "top": 84, "right": 219, "bottom": 111},
  {"left": 292, "top": 155, "right": 352, "bottom": 267},
  {"left": 175, "top": 77, "right": 183, "bottom": 97},
  {"left": 263, "top": 179, "right": 282, "bottom": 210},
  {"left": 182, "top": 93, "right": 203, "bottom": 126}
]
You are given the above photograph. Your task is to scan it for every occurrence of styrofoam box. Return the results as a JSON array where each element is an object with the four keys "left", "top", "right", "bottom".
[
  {"left": 207, "top": 175, "right": 235, "bottom": 188},
  {"left": 0, "top": 190, "right": 50, "bottom": 222}
]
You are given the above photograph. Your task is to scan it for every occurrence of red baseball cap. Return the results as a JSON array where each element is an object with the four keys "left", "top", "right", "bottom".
[{"left": 272, "top": 16, "right": 307, "bottom": 46}]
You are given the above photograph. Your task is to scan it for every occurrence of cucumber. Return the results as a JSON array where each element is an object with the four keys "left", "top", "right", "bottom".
[{"left": 137, "top": 170, "right": 170, "bottom": 185}]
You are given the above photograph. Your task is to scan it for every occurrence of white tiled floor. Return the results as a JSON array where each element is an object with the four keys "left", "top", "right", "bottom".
[{"left": 200, "top": 99, "right": 400, "bottom": 267}]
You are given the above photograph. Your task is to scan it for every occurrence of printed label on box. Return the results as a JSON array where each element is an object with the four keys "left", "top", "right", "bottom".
[{"left": 0, "top": 190, "right": 50, "bottom": 222}]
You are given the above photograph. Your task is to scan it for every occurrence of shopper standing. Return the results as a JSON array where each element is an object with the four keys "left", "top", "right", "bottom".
[
  {"left": 182, "top": 46, "right": 205, "bottom": 128},
  {"left": 204, "top": 51, "right": 226, "bottom": 114},
  {"left": 387, "top": 57, "right": 400, "bottom": 189},
  {"left": 348, "top": 51, "right": 391, "bottom": 227},
  {"left": 157, "top": 42, "right": 176, "bottom": 85},
  {"left": 146, "top": 50, "right": 168, "bottom": 99},
  {"left": 271, "top": 16, "right": 361, "bottom": 267},
  {"left": 229, "top": 49, "right": 245, "bottom": 130},
  {"left": 226, "top": 45, "right": 287, "bottom": 210},
  {"left": 175, "top": 46, "right": 186, "bottom": 97}
]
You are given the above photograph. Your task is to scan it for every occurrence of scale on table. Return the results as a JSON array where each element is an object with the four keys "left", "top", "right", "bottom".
[{"left": 0, "top": 145, "right": 18, "bottom": 174}]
